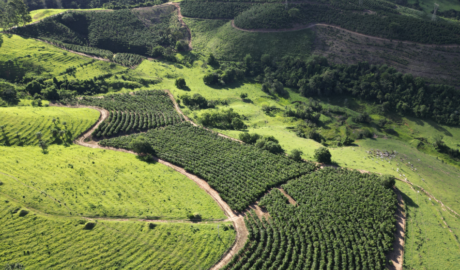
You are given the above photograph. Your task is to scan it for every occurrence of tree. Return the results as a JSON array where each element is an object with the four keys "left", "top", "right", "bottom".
[
  {"left": 380, "top": 175, "right": 395, "bottom": 189},
  {"left": 289, "top": 149, "right": 303, "bottom": 161},
  {"left": 36, "top": 132, "right": 42, "bottom": 140},
  {"left": 240, "top": 93, "right": 248, "bottom": 99},
  {"left": 232, "top": 118, "right": 246, "bottom": 130},
  {"left": 0, "top": 85, "right": 19, "bottom": 105},
  {"left": 151, "top": 46, "right": 164, "bottom": 57},
  {"left": 255, "top": 137, "right": 284, "bottom": 154},
  {"left": 314, "top": 147, "right": 331, "bottom": 163},
  {"left": 239, "top": 132, "right": 260, "bottom": 144},
  {"left": 129, "top": 135, "right": 153, "bottom": 155},
  {"left": 207, "top": 53, "right": 218, "bottom": 67},
  {"left": 38, "top": 140, "right": 48, "bottom": 152},
  {"left": 203, "top": 73, "right": 219, "bottom": 85},
  {"left": 288, "top": 8, "right": 300, "bottom": 18},
  {"left": 175, "top": 40, "right": 188, "bottom": 51},
  {"left": 0, "top": 0, "right": 32, "bottom": 29},
  {"left": 175, "top": 78, "right": 187, "bottom": 89},
  {"left": 4, "top": 262, "right": 24, "bottom": 270}
]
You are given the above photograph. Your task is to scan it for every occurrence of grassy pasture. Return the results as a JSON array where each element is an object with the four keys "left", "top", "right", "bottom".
[
  {"left": 0, "top": 145, "right": 227, "bottom": 220},
  {"left": 0, "top": 106, "right": 99, "bottom": 146},
  {"left": 183, "top": 18, "right": 314, "bottom": 60},
  {"left": 398, "top": 182, "right": 460, "bottom": 269},
  {"left": 29, "top": 8, "right": 107, "bottom": 23},
  {"left": 0, "top": 196, "right": 235, "bottom": 269}
]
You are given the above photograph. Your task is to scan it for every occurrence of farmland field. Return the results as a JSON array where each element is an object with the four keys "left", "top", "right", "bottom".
[
  {"left": 0, "top": 145, "right": 226, "bottom": 220},
  {"left": 0, "top": 106, "right": 99, "bottom": 146},
  {"left": 0, "top": 194, "right": 235, "bottom": 269}
]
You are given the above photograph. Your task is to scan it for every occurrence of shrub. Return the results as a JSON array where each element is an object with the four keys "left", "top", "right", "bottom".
[
  {"left": 380, "top": 175, "right": 396, "bottom": 189},
  {"left": 149, "top": 223, "right": 156, "bottom": 229},
  {"left": 129, "top": 135, "right": 153, "bottom": 155},
  {"left": 151, "top": 46, "right": 164, "bottom": 57},
  {"left": 175, "top": 40, "right": 188, "bottom": 51},
  {"left": 239, "top": 132, "right": 261, "bottom": 144},
  {"left": 240, "top": 93, "right": 248, "bottom": 99},
  {"left": 289, "top": 149, "right": 303, "bottom": 161},
  {"left": 203, "top": 73, "right": 219, "bottom": 85},
  {"left": 84, "top": 222, "right": 96, "bottom": 230},
  {"left": 314, "top": 147, "right": 331, "bottom": 163},
  {"left": 18, "top": 209, "right": 29, "bottom": 217},
  {"left": 175, "top": 78, "right": 187, "bottom": 89},
  {"left": 255, "top": 137, "right": 284, "bottom": 154}
]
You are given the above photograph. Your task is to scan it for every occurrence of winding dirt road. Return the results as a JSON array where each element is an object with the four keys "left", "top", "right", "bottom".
[
  {"left": 387, "top": 188, "right": 406, "bottom": 270},
  {"left": 50, "top": 100, "right": 248, "bottom": 270}
]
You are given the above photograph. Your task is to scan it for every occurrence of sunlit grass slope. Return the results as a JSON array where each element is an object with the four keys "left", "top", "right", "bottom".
[
  {"left": 0, "top": 145, "right": 225, "bottom": 219},
  {"left": 29, "top": 9, "right": 69, "bottom": 23},
  {"left": 183, "top": 18, "right": 314, "bottom": 60},
  {"left": 0, "top": 35, "right": 127, "bottom": 82},
  {"left": 0, "top": 106, "right": 99, "bottom": 146},
  {"left": 0, "top": 196, "right": 235, "bottom": 269},
  {"left": 398, "top": 182, "right": 460, "bottom": 269},
  {"left": 0, "top": 145, "right": 227, "bottom": 220}
]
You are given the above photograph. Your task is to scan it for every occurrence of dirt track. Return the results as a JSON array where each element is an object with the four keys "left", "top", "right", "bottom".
[
  {"left": 387, "top": 188, "right": 406, "bottom": 270},
  {"left": 50, "top": 101, "right": 248, "bottom": 270}
]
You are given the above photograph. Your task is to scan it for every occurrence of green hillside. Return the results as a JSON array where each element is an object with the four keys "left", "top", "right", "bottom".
[
  {"left": 0, "top": 195, "right": 234, "bottom": 269},
  {"left": 0, "top": 144, "right": 226, "bottom": 220},
  {"left": 0, "top": 106, "right": 99, "bottom": 146}
]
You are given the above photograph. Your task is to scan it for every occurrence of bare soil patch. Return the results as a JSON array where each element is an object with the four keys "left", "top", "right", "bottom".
[
  {"left": 278, "top": 188, "right": 297, "bottom": 206},
  {"left": 387, "top": 187, "right": 406, "bottom": 270}
]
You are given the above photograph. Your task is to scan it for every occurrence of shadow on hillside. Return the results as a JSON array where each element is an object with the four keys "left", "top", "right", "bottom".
[{"left": 400, "top": 189, "right": 419, "bottom": 209}]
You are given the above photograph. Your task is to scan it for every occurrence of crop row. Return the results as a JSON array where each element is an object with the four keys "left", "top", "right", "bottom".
[
  {"left": 66, "top": 90, "right": 182, "bottom": 137},
  {"left": 100, "top": 123, "right": 317, "bottom": 211},
  {"left": 225, "top": 168, "right": 397, "bottom": 270},
  {"left": 94, "top": 111, "right": 182, "bottom": 137}
]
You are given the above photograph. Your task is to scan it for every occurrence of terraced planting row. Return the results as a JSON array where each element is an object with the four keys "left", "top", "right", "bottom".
[
  {"left": 65, "top": 90, "right": 184, "bottom": 137},
  {"left": 0, "top": 197, "right": 235, "bottom": 269},
  {"left": 100, "top": 123, "right": 317, "bottom": 211},
  {"left": 224, "top": 168, "right": 397, "bottom": 270},
  {"left": 0, "top": 106, "right": 99, "bottom": 146}
]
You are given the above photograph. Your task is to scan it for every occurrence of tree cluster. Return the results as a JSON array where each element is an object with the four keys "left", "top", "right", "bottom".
[{"left": 198, "top": 108, "right": 247, "bottom": 130}]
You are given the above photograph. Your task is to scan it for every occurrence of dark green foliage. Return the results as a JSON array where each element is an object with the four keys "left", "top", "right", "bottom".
[
  {"left": 175, "top": 40, "right": 188, "bottom": 51},
  {"left": 254, "top": 137, "right": 283, "bottom": 154},
  {"left": 100, "top": 123, "right": 316, "bottom": 211},
  {"left": 181, "top": 93, "right": 208, "bottom": 109},
  {"left": 18, "top": 209, "right": 29, "bottom": 217},
  {"left": 112, "top": 53, "right": 144, "bottom": 67},
  {"left": 129, "top": 135, "right": 153, "bottom": 155},
  {"left": 232, "top": 2, "right": 460, "bottom": 44},
  {"left": 289, "top": 149, "right": 303, "bottom": 161},
  {"left": 181, "top": 1, "right": 256, "bottom": 19},
  {"left": 12, "top": 7, "right": 182, "bottom": 56},
  {"left": 252, "top": 56, "right": 460, "bottom": 126},
  {"left": 239, "top": 93, "right": 248, "bottom": 99},
  {"left": 0, "top": 84, "right": 19, "bottom": 105},
  {"left": 66, "top": 90, "right": 182, "bottom": 137},
  {"left": 84, "top": 222, "right": 96, "bottom": 230},
  {"left": 228, "top": 168, "right": 397, "bottom": 270},
  {"left": 23, "top": 0, "right": 168, "bottom": 10},
  {"left": 203, "top": 73, "right": 219, "bottom": 85},
  {"left": 175, "top": 78, "right": 187, "bottom": 89},
  {"left": 314, "top": 147, "right": 331, "bottom": 163},
  {"left": 151, "top": 45, "right": 164, "bottom": 57},
  {"left": 238, "top": 132, "right": 261, "bottom": 144},
  {"left": 207, "top": 53, "right": 218, "bottom": 66},
  {"left": 148, "top": 223, "right": 156, "bottom": 229},
  {"left": 380, "top": 174, "right": 396, "bottom": 189},
  {"left": 198, "top": 108, "right": 247, "bottom": 130}
]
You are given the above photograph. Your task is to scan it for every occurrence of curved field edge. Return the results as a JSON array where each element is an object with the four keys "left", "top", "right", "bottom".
[
  {"left": 0, "top": 195, "right": 235, "bottom": 270},
  {"left": 0, "top": 106, "right": 100, "bottom": 146}
]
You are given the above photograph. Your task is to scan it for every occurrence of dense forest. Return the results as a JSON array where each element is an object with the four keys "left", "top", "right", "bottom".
[
  {"left": 224, "top": 168, "right": 397, "bottom": 270},
  {"left": 11, "top": 6, "right": 186, "bottom": 56},
  {"left": 231, "top": 55, "right": 460, "bottom": 126},
  {"left": 100, "top": 123, "right": 316, "bottom": 211}
]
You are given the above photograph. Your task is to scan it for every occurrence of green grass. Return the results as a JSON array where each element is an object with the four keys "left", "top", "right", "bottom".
[
  {"left": 398, "top": 182, "right": 460, "bottom": 269},
  {"left": 0, "top": 35, "right": 127, "bottom": 82},
  {"left": 0, "top": 145, "right": 227, "bottom": 220},
  {"left": 183, "top": 18, "right": 314, "bottom": 60},
  {"left": 29, "top": 8, "right": 107, "bottom": 24},
  {"left": 407, "top": 0, "right": 460, "bottom": 14},
  {"left": 0, "top": 195, "right": 235, "bottom": 269},
  {"left": 0, "top": 106, "right": 99, "bottom": 146}
]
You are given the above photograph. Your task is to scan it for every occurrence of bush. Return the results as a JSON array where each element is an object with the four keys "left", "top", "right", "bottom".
[
  {"left": 239, "top": 132, "right": 261, "bottom": 144},
  {"left": 203, "top": 73, "right": 219, "bottom": 85},
  {"left": 380, "top": 175, "right": 396, "bottom": 189},
  {"left": 255, "top": 137, "right": 284, "bottom": 154},
  {"left": 175, "top": 78, "right": 187, "bottom": 89},
  {"left": 84, "top": 222, "right": 96, "bottom": 230},
  {"left": 314, "top": 147, "right": 331, "bottom": 163},
  {"left": 240, "top": 93, "right": 248, "bottom": 99},
  {"left": 18, "top": 209, "right": 29, "bottom": 217},
  {"left": 175, "top": 40, "right": 188, "bottom": 51},
  {"left": 151, "top": 45, "right": 164, "bottom": 57},
  {"left": 289, "top": 149, "right": 303, "bottom": 161},
  {"left": 129, "top": 135, "right": 153, "bottom": 155},
  {"left": 149, "top": 223, "right": 156, "bottom": 229}
]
